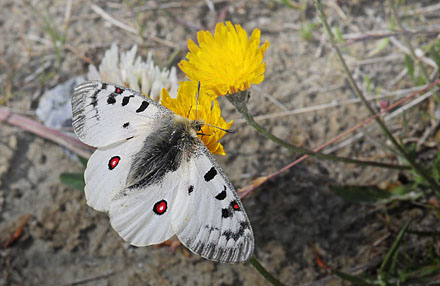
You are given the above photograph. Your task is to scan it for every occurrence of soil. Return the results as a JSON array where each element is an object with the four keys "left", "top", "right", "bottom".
[{"left": 1, "top": 0, "right": 439, "bottom": 285}]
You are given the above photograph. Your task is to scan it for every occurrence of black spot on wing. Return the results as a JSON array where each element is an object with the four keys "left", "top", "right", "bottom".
[
  {"left": 91, "top": 89, "right": 99, "bottom": 107},
  {"left": 122, "top": 95, "right": 134, "bottom": 106},
  {"left": 123, "top": 122, "right": 130, "bottom": 128},
  {"left": 222, "top": 221, "right": 250, "bottom": 241},
  {"left": 215, "top": 186, "right": 227, "bottom": 200},
  {"left": 222, "top": 230, "right": 232, "bottom": 240},
  {"left": 107, "top": 93, "right": 117, "bottom": 104},
  {"left": 222, "top": 208, "right": 232, "bottom": 218},
  {"left": 101, "top": 82, "right": 108, "bottom": 90},
  {"left": 188, "top": 185, "right": 194, "bottom": 194},
  {"left": 204, "top": 167, "right": 217, "bottom": 182},
  {"left": 136, "top": 101, "right": 149, "bottom": 113}
]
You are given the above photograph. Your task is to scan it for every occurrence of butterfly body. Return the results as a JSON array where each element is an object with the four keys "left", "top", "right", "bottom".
[
  {"left": 72, "top": 81, "right": 254, "bottom": 263},
  {"left": 126, "top": 115, "right": 201, "bottom": 189}
]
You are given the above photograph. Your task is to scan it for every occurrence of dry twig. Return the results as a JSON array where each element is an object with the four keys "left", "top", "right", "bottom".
[{"left": 3, "top": 214, "right": 31, "bottom": 248}]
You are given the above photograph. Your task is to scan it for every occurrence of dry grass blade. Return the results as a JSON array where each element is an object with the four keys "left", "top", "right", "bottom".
[
  {"left": 90, "top": 4, "right": 137, "bottom": 34},
  {"left": 0, "top": 107, "right": 93, "bottom": 158}
]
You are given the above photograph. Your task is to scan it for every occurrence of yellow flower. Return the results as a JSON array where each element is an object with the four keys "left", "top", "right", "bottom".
[
  {"left": 178, "top": 21, "right": 269, "bottom": 97},
  {"left": 161, "top": 81, "right": 233, "bottom": 155}
]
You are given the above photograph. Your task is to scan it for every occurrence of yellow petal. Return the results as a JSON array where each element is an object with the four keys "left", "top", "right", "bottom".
[
  {"left": 161, "top": 82, "right": 232, "bottom": 155},
  {"left": 179, "top": 21, "right": 269, "bottom": 97}
]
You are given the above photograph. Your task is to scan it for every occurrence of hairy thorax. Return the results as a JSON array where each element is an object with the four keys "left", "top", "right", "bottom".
[{"left": 127, "top": 115, "right": 201, "bottom": 188}]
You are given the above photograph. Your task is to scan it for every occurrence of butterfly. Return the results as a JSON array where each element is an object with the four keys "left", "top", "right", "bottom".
[{"left": 71, "top": 80, "right": 254, "bottom": 263}]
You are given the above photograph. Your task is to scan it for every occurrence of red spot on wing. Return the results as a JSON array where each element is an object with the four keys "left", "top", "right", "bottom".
[
  {"left": 153, "top": 200, "right": 167, "bottom": 215},
  {"left": 108, "top": 156, "right": 121, "bottom": 170},
  {"left": 115, "top": 87, "right": 123, "bottom": 94},
  {"left": 233, "top": 203, "right": 240, "bottom": 210}
]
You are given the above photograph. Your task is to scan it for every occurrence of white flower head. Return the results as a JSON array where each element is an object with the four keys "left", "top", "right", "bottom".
[{"left": 88, "top": 43, "right": 178, "bottom": 102}]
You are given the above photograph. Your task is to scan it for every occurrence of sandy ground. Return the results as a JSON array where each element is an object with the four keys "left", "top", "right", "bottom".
[{"left": 1, "top": 0, "right": 439, "bottom": 285}]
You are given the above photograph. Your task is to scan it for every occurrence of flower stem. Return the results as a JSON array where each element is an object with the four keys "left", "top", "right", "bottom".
[
  {"left": 314, "top": 0, "right": 440, "bottom": 192},
  {"left": 226, "top": 92, "right": 409, "bottom": 170},
  {"left": 249, "top": 257, "right": 286, "bottom": 286}
]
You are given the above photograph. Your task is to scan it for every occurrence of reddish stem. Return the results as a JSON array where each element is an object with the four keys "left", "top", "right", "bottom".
[{"left": 0, "top": 107, "right": 93, "bottom": 158}]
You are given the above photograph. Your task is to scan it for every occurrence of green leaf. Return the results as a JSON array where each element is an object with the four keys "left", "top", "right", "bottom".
[
  {"left": 379, "top": 221, "right": 410, "bottom": 284},
  {"left": 331, "top": 184, "right": 421, "bottom": 204},
  {"left": 60, "top": 172, "right": 85, "bottom": 191},
  {"left": 428, "top": 39, "right": 440, "bottom": 68},
  {"left": 417, "top": 75, "right": 426, "bottom": 86},
  {"left": 332, "top": 26, "right": 344, "bottom": 44},
  {"left": 364, "top": 75, "right": 372, "bottom": 93},
  {"left": 78, "top": 156, "right": 88, "bottom": 168},
  {"left": 333, "top": 270, "right": 376, "bottom": 286},
  {"left": 432, "top": 150, "right": 440, "bottom": 181},
  {"left": 398, "top": 265, "right": 440, "bottom": 283},
  {"left": 276, "top": 0, "right": 305, "bottom": 10},
  {"left": 300, "top": 23, "right": 316, "bottom": 42},
  {"left": 330, "top": 185, "right": 391, "bottom": 203},
  {"left": 404, "top": 54, "right": 415, "bottom": 82},
  {"left": 368, "top": 38, "right": 389, "bottom": 57}
]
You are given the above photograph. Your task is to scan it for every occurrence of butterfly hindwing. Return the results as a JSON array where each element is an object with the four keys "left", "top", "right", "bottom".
[
  {"left": 171, "top": 146, "right": 254, "bottom": 263},
  {"left": 109, "top": 169, "right": 181, "bottom": 246},
  {"left": 72, "top": 80, "right": 171, "bottom": 147},
  {"left": 84, "top": 135, "right": 147, "bottom": 212}
]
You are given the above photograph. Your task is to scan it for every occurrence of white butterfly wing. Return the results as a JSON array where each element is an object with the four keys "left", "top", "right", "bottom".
[
  {"left": 108, "top": 169, "right": 180, "bottom": 246},
  {"left": 171, "top": 147, "right": 254, "bottom": 263},
  {"left": 72, "top": 80, "right": 171, "bottom": 147},
  {"left": 84, "top": 135, "right": 146, "bottom": 212}
]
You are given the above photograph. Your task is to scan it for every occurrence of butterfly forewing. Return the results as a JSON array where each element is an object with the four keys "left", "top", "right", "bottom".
[{"left": 72, "top": 80, "right": 171, "bottom": 147}]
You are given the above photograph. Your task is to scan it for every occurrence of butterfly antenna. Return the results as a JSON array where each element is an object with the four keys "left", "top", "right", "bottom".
[
  {"left": 201, "top": 123, "right": 235, "bottom": 134},
  {"left": 195, "top": 81, "right": 200, "bottom": 120}
]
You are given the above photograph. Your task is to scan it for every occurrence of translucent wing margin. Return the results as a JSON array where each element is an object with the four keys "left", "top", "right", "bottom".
[{"left": 72, "top": 80, "right": 172, "bottom": 147}]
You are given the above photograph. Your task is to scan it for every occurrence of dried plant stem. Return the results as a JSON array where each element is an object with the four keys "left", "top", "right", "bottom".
[
  {"left": 249, "top": 257, "right": 286, "bottom": 286},
  {"left": 226, "top": 92, "right": 409, "bottom": 170},
  {"left": 0, "top": 107, "right": 93, "bottom": 158},
  {"left": 314, "top": 0, "right": 440, "bottom": 192},
  {"left": 387, "top": 0, "right": 431, "bottom": 82}
]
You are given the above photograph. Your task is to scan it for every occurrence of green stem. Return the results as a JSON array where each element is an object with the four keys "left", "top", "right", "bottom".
[
  {"left": 314, "top": 0, "right": 440, "bottom": 192},
  {"left": 249, "top": 257, "right": 286, "bottom": 286},
  {"left": 226, "top": 92, "right": 410, "bottom": 171}
]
